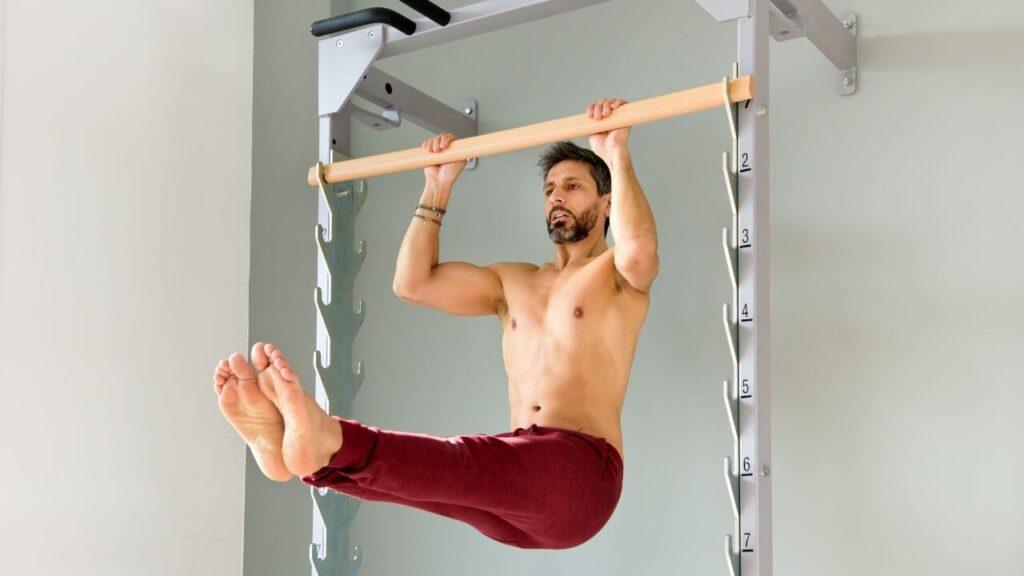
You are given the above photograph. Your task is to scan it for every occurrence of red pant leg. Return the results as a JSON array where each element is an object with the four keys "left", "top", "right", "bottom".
[
  {"left": 301, "top": 416, "right": 624, "bottom": 549},
  {"left": 318, "top": 483, "right": 535, "bottom": 547}
]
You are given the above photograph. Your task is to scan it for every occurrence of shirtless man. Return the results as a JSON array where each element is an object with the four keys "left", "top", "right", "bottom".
[{"left": 213, "top": 97, "right": 659, "bottom": 549}]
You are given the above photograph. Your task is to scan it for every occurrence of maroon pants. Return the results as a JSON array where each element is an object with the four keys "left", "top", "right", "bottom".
[{"left": 300, "top": 416, "right": 624, "bottom": 549}]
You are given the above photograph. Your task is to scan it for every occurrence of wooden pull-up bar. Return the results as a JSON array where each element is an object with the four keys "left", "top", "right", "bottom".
[{"left": 308, "top": 75, "right": 754, "bottom": 186}]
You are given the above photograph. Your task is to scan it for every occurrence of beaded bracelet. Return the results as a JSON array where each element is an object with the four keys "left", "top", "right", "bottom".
[
  {"left": 413, "top": 212, "right": 442, "bottom": 226},
  {"left": 416, "top": 203, "right": 447, "bottom": 216}
]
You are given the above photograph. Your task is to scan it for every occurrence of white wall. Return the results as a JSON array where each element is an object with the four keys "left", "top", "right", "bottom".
[{"left": 0, "top": 1, "right": 253, "bottom": 574}]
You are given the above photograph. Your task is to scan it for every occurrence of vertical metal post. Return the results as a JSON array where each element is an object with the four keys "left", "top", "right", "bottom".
[
  {"left": 309, "top": 109, "right": 368, "bottom": 576},
  {"left": 736, "top": 0, "right": 773, "bottom": 574}
]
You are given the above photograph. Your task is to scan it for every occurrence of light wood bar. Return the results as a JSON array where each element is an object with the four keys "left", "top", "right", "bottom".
[{"left": 308, "top": 75, "right": 754, "bottom": 185}]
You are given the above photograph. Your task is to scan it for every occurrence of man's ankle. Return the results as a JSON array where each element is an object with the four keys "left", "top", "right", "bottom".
[{"left": 318, "top": 416, "right": 343, "bottom": 470}]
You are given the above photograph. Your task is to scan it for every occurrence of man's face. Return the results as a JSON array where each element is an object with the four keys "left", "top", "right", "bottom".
[{"left": 543, "top": 160, "right": 605, "bottom": 245}]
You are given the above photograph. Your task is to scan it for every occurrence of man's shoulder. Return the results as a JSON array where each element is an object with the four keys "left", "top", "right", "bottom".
[
  {"left": 484, "top": 262, "right": 541, "bottom": 287},
  {"left": 485, "top": 261, "right": 541, "bottom": 274}
]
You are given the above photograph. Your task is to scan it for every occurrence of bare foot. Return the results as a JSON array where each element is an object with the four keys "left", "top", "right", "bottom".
[
  {"left": 213, "top": 343, "right": 293, "bottom": 482},
  {"left": 257, "top": 343, "right": 343, "bottom": 478}
]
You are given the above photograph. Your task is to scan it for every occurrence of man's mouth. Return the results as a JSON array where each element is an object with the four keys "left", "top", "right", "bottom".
[{"left": 551, "top": 212, "right": 570, "bottom": 222}]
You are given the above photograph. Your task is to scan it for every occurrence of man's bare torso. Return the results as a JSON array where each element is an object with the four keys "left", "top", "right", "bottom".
[{"left": 491, "top": 247, "right": 649, "bottom": 462}]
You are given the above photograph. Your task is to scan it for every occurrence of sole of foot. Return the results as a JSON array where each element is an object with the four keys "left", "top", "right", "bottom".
[
  {"left": 257, "top": 343, "right": 343, "bottom": 478},
  {"left": 213, "top": 344, "right": 293, "bottom": 482}
]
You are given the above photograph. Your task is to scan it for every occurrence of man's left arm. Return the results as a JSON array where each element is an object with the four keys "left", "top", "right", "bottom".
[{"left": 608, "top": 145, "right": 659, "bottom": 293}]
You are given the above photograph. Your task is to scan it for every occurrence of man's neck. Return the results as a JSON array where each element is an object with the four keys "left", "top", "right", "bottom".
[{"left": 551, "top": 236, "right": 608, "bottom": 269}]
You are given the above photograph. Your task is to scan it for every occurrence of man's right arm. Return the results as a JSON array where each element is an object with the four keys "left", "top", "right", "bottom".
[{"left": 392, "top": 134, "right": 504, "bottom": 317}]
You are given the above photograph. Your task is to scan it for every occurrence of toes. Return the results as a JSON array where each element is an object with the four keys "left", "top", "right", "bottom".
[
  {"left": 228, "top": 353, "right": 256, "bottom": 382},
  {"left": 273, "top": 357, "right": 298, "bottom": 383},
  {"left": 217, "top": 378, "right": 239, "bottom": 405},
  {"left": 266, "top": 343, "right": 289, "bottom": 366},
  {"left": 214, "top": 360, "right": 231, "bottom": 393},
  {"left": 251, "top": 341, "right": 269, "bottom": 371}
]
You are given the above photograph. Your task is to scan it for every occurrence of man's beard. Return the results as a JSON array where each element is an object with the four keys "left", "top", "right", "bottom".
[{"left": 547, "top": 203, "right": 600, "bottom": 245}]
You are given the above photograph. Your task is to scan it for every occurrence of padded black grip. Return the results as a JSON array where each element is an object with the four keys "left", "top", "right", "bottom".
[
  {"left": 398, "top": 0, "right": 451, "bottom": 26},
  {"left": 310, "top": 7, "right": 417, "bottom": 38}
]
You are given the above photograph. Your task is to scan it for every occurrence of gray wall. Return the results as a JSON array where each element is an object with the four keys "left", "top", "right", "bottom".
[
  {"left": 246, "top": 0, "right": 330, "bottom": 574},
  {"left": 248, "top": 0, "right": 1024, "bottom": 574},
  {"left": 0, "top": 1, "right": 254, "bottom": 574}
]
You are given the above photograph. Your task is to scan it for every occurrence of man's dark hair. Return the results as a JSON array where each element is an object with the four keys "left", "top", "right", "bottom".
[{"left": 537, "top": 141, "right": 611, "bottom": 236}]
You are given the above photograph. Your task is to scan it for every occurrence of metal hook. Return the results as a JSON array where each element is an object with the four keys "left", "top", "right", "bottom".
[
  {"left": 725, "top": 535, "right": 739, "bottom": 576},
  {"left": 722, "top": 227, "right": 737, "bottom": 294},
  {"left": 722, "top": 152, "right": 737, "bottom": 216},
  {"left": 316, "top": 162, "right": 335, "bottom": 244},
  {"left": 724, "top": 457, "right": 739, "bottom": 517},
  {"left": 721, "top": 77, "right": 738, "bottom": 174},
  {"left": 722, "top": 303, "right": 738, "bottom": 372},
  {"left": 723, "top": 380, "right": 739, "bottom": 474}
]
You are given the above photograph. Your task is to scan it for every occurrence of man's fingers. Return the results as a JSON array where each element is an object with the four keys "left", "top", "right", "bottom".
[{"left": 439, "top": 133, "right": 454, "bottom": 151}]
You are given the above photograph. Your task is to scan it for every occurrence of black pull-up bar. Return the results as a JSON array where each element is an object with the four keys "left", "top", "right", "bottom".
[
  {"left": 398, "top": 0, "right": 451, "bottom": 27},
  {"left": 310, "top": 8, "right": 417, "bottom": 38},
  {"left": 310, "top": 2, "right": 452, "bottom": 38}
]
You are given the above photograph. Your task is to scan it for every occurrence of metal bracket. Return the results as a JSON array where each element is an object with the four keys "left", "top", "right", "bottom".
[
  {"left": 694, "top": 0, "right": 750, "bottom": 22},
  {"left": 767, "top": 1, "right": 804, "bottom": 41},
  {"left": 464, "top": 99, "right": 478, "bottom": 170},
  {"left": 697, "top": 0, "right": 858, "bottom": 95},
  {"left": 839, "top": 12, "right": 857, "bottom": 96},
  {"left": 318, "top": 25, "right": 384, "bottom": 116},
  {"left": 355, "top": 67, "right": 478, "bottom": 137},
  {"left": 349, "top": 104, "right": 401, "bottom": 131}
]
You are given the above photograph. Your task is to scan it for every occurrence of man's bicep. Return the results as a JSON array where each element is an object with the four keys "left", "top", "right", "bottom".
[{"left": 401, "top": 261, "right": 504, "bottom": 317}]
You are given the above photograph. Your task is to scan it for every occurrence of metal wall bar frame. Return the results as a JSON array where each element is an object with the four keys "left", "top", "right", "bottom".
[
  {"left": 736, "top": 2, "right": 773, "bottom": 574},
  {"left": 309, "top": 1, "right": 857, "bottom": 574}
]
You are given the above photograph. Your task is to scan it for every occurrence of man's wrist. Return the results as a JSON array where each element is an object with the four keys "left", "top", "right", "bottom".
[
  {"left": 421, "top": 181, "right": 452, "bottom": 206},
  {"left": 608, "top": 145, "right": 632, "bottom": 169}
]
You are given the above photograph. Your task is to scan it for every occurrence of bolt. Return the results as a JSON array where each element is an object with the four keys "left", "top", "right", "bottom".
[
  {"left": 842, "top": 77, "right": 853, "bottom": 87},
  {"left": 336, "top": 39, "right": 344, "bottom": 47},
  {"left": 756, "top": 106, "right": 767, "bottom": 117},
  {"left": 464, "top": 106, "right": 474, "bottom": 115},
  {"left": 843, "top": 18, "right": 854, "bottom": 29},
  {"left": 760, "top": 465, "right": 771, "bottom": 477},
  {"left": 368, "top": 30, "right": 376, "bottom": 39}
]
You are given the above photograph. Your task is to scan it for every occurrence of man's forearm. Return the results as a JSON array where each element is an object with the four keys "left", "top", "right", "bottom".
[
  {"left": 393, "top": 181, "right": 450, "bottom": 294},
  {"left": 608, "top": 146, "right": 658, "bottom": 256}
]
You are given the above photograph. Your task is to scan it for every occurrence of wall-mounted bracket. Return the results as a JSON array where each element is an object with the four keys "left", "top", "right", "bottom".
[
  {"left": 696, "top": 0, "right": 858, "bottom": 95},
  {"left": 355, "top": 67, "right": 478, "bottom": 138},
  {"left": 349, "top": 104, "right": 401, "bottom": 131},
  {"left": 838, "top": 12, "right": 857, "bottom": 96}
]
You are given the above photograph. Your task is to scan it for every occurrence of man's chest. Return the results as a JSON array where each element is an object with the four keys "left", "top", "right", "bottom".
[{"left": 498, "top": 264, "right": 624, "bottom": 332}]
